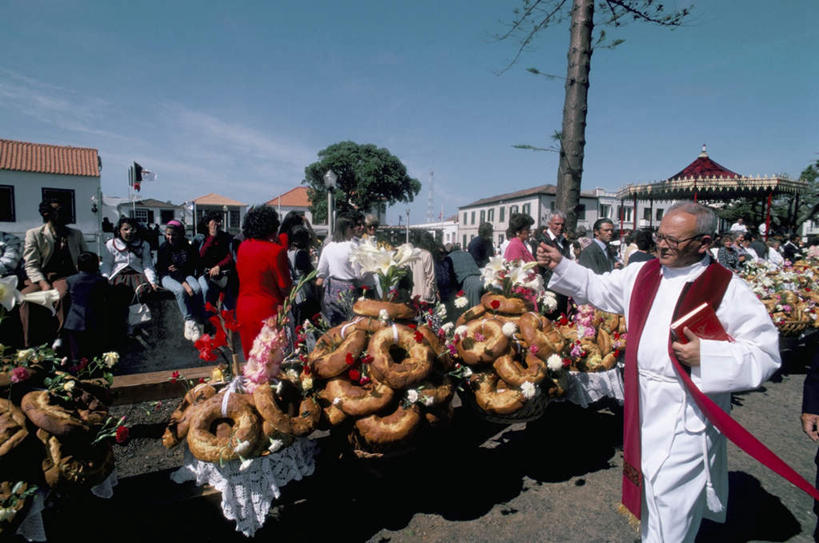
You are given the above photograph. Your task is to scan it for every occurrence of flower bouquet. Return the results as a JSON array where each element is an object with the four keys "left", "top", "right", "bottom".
[
  {"left": 555, "top": 304, "right": 626, "bottom": 372},
  {"left": 741, "top": 260, "right": 818, "bottom": 336}
]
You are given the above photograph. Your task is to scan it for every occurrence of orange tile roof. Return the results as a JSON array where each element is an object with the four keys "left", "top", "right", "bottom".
[
  {"left": 193, "top": 193, "right": 247, "bottom": 206},
  {"left": 265, "top": 186, "right": 311, "bottom": 208},
  {"left": 0, "top": 138, "right": 100, "bottom": 177}
]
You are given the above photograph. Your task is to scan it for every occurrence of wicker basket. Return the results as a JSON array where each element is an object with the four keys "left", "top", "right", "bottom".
[
  {"left": 457, "top": 385, "right": 551, "bottom": 425},
  {"left": 778, "top": 320, "right": 810, "bottom": 336}
]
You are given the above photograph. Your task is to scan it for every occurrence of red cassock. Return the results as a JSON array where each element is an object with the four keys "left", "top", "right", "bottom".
[{"left": 236, "top": 238, "right": 292, "bottom": 358}]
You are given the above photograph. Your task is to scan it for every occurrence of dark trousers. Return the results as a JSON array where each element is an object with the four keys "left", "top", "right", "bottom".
[{"left": 19, "top": 275, "right": 68, "bottom": 347}]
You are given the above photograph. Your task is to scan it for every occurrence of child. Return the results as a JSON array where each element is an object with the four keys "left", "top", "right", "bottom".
[{"left": 63, "top": 252, "right": 109, "bottom": 361}]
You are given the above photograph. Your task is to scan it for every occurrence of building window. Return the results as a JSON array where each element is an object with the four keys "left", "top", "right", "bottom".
[
  {"left": 463, "top": 234, "right": 467, "bottom": 248},
  {"left": 41, "top": 188, "right": 76, "bottom": 225},
  {"left": 510, "top": 205, "right": 519, "bottom": 215},
  {"left": 0, "top": 186, "right": 14, "bottom": 222},
  {"left": 471, "top": 211, "right": 476, "bottom": 225},
  {"left": 643, "top": 207, "right": 651, "bottom": 221},
  {"left": 550, "top": 201, "right": 555, "bottom": 211},
  {"left": 133, "top": 208, "right": 151, "bottom": 224},
  {"left": 656, "top": 208, "right": 664, "bottom": 221},
  {"left": 463, "top": 212, "right": 467, "bottom": 224},
  {"left": 499, "top": 206, "right": 505, "bottom": 222},
  {"left": 600, "top": 204, "right": 611, "bottom": 219},
  {"left": 498, "top": 234, "right": 504, "bottom": 244},
  {"left": 160, "top": 209, "right": 176, "bottom": 224},
  {"left": 522, "top": 203, "right": 531, "bottom": 216},
  {"left": 480, "top": 210, "right": 485, "bottom": 224},
  {"left": 577, "top": 204, "right": 586, "bottom": 221},
  {"left": 229, "top": 209, "right": 240, "bottom": 229},
  {"left": 487, "top": 208, "right": 494, "bottom": 222}
]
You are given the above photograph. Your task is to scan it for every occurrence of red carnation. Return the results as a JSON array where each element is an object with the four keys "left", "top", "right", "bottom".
[
  {"left": 359, "top": 375, "right": 371, "bottom": 385},
  {"left": 170, "top": 370, "right": 180, "bottom": 384},
  {"left": 562, "top": 358, "right": 571, "bottom": 367},
  {"left": 414, "top": 331, "right": 424, "bottom": 343},
  {"left": 614, "top": 349, "right": 621, "bottom": 358},
  {"left": 457, "top": 290, "right": 464, "bottom": 297},
  {"left": 345, "top": 352, "right": 355, "bottom": 366},
  {"left": 362, "top": 354, "right": 374, "bottom": 365},
  {"left": 302, "top": 364, "right": 312, "bottom": 375},
  {"left": 115, "top": 425, "right": 130, "bottom": 444},
  {"left": 205, "top": 302, "right": 219, "bottom": 314},
  {"left": 348, "top": 369, "right": 361, "bottom": 381},
  {"left": 198, "top": 377, "right": 206, "bottom": 384},
  {"left": 491, "top": 300, "right": 500, "bottom": 310},
  {"left": 295, "top": 325, "right": 303, "bottom": 335},
  {"left": 408, "top": 323, "right": 417, "bottom": 329},
  {"left": 312, "top": 313, "right": 322, "bottom": 322}
]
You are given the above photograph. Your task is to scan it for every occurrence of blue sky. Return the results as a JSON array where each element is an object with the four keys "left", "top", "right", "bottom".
[{"left": 1, "top": 1, "right": 816, "bottom": 225}]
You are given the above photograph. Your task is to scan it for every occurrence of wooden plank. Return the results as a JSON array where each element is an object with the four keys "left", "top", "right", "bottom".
[{"left": 111, "top": 365, "right": 218, "bottom": 405}]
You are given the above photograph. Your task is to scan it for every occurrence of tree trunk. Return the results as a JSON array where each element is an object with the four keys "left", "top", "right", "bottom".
[{"left": 556, "top": 0, "right": 594, "bottom": 233}]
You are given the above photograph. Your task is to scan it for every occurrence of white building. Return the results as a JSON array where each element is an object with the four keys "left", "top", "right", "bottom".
[
  {"left": 192, "top": 193, "right": 247, "bottom": 235},
  {"left": 0, "top": 138, "right": 101, "bottom": 245},
  {"left": 409, "top": 217, "right": 459, "bottom": 246}
]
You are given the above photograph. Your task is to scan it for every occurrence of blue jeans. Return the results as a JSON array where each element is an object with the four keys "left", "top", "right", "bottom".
[{"left": 161, "top": 275, "right": 204, "bottom": 323}]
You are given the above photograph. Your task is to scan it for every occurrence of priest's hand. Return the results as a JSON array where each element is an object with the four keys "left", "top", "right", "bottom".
[
  {"left": 536, "top": 242, "right": 563, "bottom": 269},
  {"left": 671, "top": 327, "right": 700, "bottom": 367},
  {"left": 801, "top": 413, "right": 819, "bottom": 442}
]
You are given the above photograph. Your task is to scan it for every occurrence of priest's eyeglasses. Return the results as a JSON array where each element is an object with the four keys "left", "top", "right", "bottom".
[{"left": 653, "top": 233, "right": 706, "bottom": 249}]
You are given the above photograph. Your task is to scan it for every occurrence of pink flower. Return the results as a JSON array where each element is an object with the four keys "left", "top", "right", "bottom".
[
  {"left": 528, "top": 344, "right": 539, "bottom": 355},
  {"left": 10, "top": 367, "right": 30, "bottom": 383},
  {"left": 474, "top": 332, "right": 486, "bottom": 342}
]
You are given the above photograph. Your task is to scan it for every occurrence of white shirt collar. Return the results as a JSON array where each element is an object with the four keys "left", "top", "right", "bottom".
[{"left": 660, "top": 254, "right": 711, "bottom": 279}]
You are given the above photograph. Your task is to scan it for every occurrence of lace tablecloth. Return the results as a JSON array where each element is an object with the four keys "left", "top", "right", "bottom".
[
  {"left": 16, "top": 470, "right": 118, "bottom": 542},
  {"left": 562, "top": 364, "right": 625, "bottom": 408},
  {"left": 170, "top": 438, "right": 317, "bottom": 537}
]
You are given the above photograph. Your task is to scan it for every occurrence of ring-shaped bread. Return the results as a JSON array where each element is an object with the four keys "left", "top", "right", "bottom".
[
  {"left": 519, "top": 312, "right": 565, "bottom": 360},
  {"left": 418, "top": 375, "right": 454, "bottom": 407},
  {"left": 0, "top": 398, "right": 28, "bottom": 456},
  {"left": 481, "top": 293, "right": 530, "bottom": 315},
  {"left": 352, "top": 316, "right": 389, "bottom": 334},
  {"left": 456, "top": 318, "right": 509, "bottom": 365},
  {"left": 320, "top": 377, "right": 395, "bottom": 417},
  {"left": 37, "top": 428, "right": 114, "bottom": 490},
  {"left": 307, "top": 325, "right": 368, "bottom": 379},
  {"left": 455, "top": 304, "right": 487, "bottom": 327},
  {"left": 162, "top": 383, "right": 217, "bottom": 448},
  {"left": 493, "top": 352, "right": 549, "bottom": 387},
  {"left": 354, "top": 404, "right": 422, "bottom": 447},
  {"left": 187, "top": 393, "right": 261, "bottom": 463},
  {"left": 353, "top": 300, "right": 416, "bottom": 321},
  {"left": 368, "top": 325, "right": 434, "bottom": 389},
  {"left": 472, "top": 373, "right": 525, "bottom": 415},
  {"left": 253, "top": 382, "right": 320, "bottom": 437},
  {"left": 21, "top": 390, "right": 100, "bottom": 439}
]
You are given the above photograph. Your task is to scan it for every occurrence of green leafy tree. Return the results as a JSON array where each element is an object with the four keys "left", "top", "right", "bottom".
[
  {"left": 303, "top": 141, "right": 421, "bottom": 224},
  {"left": 499, "top": 0, "right": 691, "bottom": 232}
]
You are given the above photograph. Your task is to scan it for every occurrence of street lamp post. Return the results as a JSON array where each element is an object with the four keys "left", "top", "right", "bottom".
[
  {"left": 323, "top": 169, "right": 338, "bottom": 239},
  {"left": 405, "top": 208, "right": 410, "bottom": 243},
  {"left": 222, "top": 205, "right": 229, "bottom": 233}
]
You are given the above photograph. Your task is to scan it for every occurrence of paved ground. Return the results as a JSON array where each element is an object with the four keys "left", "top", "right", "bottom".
[{"left": 27, "top": 342, "right": 819, "bottom": 543}]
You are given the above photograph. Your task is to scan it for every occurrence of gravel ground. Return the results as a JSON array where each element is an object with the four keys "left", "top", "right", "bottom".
[{"left": 24, "top": 344, "right": 819, "bottom": 543}]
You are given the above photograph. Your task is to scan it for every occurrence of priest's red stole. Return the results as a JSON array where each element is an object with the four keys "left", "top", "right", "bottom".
[{"left": 622, "top": 258, "right": 819, "bottom": 520}]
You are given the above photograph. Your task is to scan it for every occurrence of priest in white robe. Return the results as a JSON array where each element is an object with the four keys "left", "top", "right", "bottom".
[{"left": 537, "top": 202, "right": 780, "bottom": 542}]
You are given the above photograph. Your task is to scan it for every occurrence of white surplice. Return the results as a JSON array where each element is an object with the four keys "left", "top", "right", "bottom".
[{"left": 548, "top": 255, "right": 780, "bottom": 542}]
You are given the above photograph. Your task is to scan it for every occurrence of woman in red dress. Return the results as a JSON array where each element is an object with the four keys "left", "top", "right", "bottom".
[{"left": 236, "top": 206, "right": 292, "bottom": 358}]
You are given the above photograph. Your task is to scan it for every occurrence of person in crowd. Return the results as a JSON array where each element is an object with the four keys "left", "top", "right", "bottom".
[
  {"left": 801, "top": 346, "right": 819, "bottom": 540},
  {"left": 363, "top": 214, "right": 379, "bottom": 240},
  {"left": 782, "top": 234, "right": 803, "bottom": 262},
  {"left": 447, "top": 244, "right": 483, "bottom": 313},
  {"left": 63, "top": 252, "right": 108, "bottom": 361},
  {"left": 101, "top": 217, "right": 114, "bottom": 233},
  {"left": 0, "top": 232, "right": 22, "bottom": 278},
  {"left": 717, "top": 232, "right": 741, "bottom": 271},
  {"left": 191, "top": 218, "right": 208, "bottom": 253},
  {"left": 808, "top": 237, "right": 819, "bottom": 259},
  {"left": 750, "top": 231, "right": 769, "bottom": 260},
  {"left": 145, "top": 224, "right": 161, "bottom": 255},
  {"left": 351, "top": 212, "right": 366, "bottom": 244},
  {"left": 729, "top": 217, "right": 748, "bottom": 234},
  {"left": 157, "top": 220, "right": 204, "bottom": 342},
  {"left": 740, "top": 233, "right": 760, "bottom": 262},
  {"left": 278, "top": 211, "right": 306, "bottom": 247},
  {"left": 409, "top": 231, "right": 438, "bottom": 304},
  {"left": 504, "top": 213, "right": 535, "bottom": 263},
  {"left": 100, "top": 217, "right": 158, "bottom": 346},
  {"left": 197, "top": 211, "right": 234, "bottom": 313},
  {"left": 621, "top": 231, "right": 638, "bottom": 265},
  {"left": 316, "top": 215, "right": 360, "bottom": 326},
  {"left": 433, "top": 241, "right": 456, "bottom": 309},
  {"left": 469, "top": 222, "right": 496, "bottom": 267},
  {"left": 627, "top": 230, "right": 656, "bottom": 264},
  {"left": 767, "top": 238, "right": 785, "bottom": 268},
  {"left": 236, "top": 206, "right": 292, "bottom": 358},
  {"left": 287, "top": 224, "right": 319, "bottom": 326},
  {"left": 534, "top": 211, "right": 571, "bottom": 316},
  {"left": 21, "top": 200, "right": 89, "bottom": 349},
  {"left": 578, "top": 218, "right": 615, "bottom": 274},
  {"left": 536, "top": 201, "right": 779, "bottom": 542}
]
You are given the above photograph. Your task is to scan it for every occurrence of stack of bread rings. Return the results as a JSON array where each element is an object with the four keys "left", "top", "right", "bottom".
[
  {"left": 555, "top": 307, "right": 626, "bottom": 372},
  {"left": 308, "top": 299, "right": 454, "bottom": 458},
  {"left": 453, "top": 294, "right": 565, "bottom": 421}
]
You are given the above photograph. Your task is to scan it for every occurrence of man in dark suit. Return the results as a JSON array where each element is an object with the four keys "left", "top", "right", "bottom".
[
  {"left": 578, "top": 218, "right": 615, "bottom": 274},
  {"left": 801, "top": 342, "right": 819, "bottom": 539},
  {"left": 468, "top": 222, "right": 495, "bottom": 268},
  {"left": 535, "top": 211, "right": 572, "bottom": 316}
]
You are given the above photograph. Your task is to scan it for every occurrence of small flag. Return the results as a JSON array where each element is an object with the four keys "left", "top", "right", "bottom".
[{"left": 134, "top": 162, "right": 157, "bottom": 182}]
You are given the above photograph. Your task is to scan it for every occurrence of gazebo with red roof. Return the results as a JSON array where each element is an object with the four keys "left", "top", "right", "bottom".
[{"left": 616, "top": 145, "right": 808, "bottom": 238}]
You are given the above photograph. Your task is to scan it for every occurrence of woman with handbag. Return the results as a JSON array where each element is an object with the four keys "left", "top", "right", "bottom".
[
  {"left": 236, "top": 206, "right": 292, "bottom": 359},
  {"left": 100, "top": 217, "right": 158, "bottom": 347},
  {"left": 157, "top": 220, "right": 205, "bottom": 342}
]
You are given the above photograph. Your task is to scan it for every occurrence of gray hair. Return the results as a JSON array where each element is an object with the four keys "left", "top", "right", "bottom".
[
  {"left": 547, "top": 210, "right": 566, "bottom": 223},
  {"left": 667, "top": 201, "right": 717, "bottom": 236}
]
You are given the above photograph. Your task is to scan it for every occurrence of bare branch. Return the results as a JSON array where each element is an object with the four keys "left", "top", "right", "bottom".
[
  {"left": 497, "top": 0, "right": 570, "bottom": 73},
  {"left": 603, "top": 0, "right": 690, "bottom": 26}
]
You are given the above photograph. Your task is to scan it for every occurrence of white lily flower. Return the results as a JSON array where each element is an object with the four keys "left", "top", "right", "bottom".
[
  {"left": 0, "top": 275, "right": 19, "bottom": 311},
  {"left": 268, "top": 439, "right": 285, "bottom": 453},
  {"left": 234, "top": 440, "right": 253, "bottom": 456},
  {"left": 406, "top": 389, "right": 419, "bottom": 404},
  {"left": 520, "top": 381, "right": 536, "bottom": 399},
  {"left": 239, "top": 458, "right": 254, "bottom": 471},
  {"left": 102, "top": 351, "right": 120, "bottom": 368}
]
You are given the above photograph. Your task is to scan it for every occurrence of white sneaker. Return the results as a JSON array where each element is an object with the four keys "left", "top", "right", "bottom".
[
  {"left": 188, "top": 322, "right": 202, "bottom": 342},
  {"left": 51, "top": 338, "right": 63, "bottom": 350},
  {"left": 183, "top": 320, "right": 193, "bottom": 341}
]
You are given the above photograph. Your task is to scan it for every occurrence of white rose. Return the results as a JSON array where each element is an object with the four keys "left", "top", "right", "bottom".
[
  {"left": 301, "top": 376, "right": 314, "bottom": 391},
  {"left": 462, "top": 367, "right": 473, "bottom": 378},
  {"left": 268, "top": 438, "right": 285, "bottom": 453},
  {"left": 454, "top": 297, "right": 468, "bottom": 308},
  {"left": 546, "top": 354, "right": 564, "bottom": 372},
  {"left": 436, "top": 304, "right": 447, "bottom": 318},
  {"left": 520, "top": 381, "right": 536, "bottom": 400},
  {"left": 239, "top": 458, "right": 254, "bottom": 472},
  {"left": 102, "top": 351, "right": 120, "bottom": 368},
  {"left": 379, "top": 309, "right": 390, "bottom": 321},
  {"left": 454, "top": 325, "right": 468, "bottom": 337},
  {"left": 406, "top": 389, "right": 420, "bottom": 404},
  {"left": 63, "top": 380, "right": 76, "bottom": 392},
  {"left": 423, "top": 395, "right": 434, "bottom": 407},
  {"left": 441, "top": 322, "right": 454, "bottom": 334},
  {"left": 234, "top": 439, "right": 253, "bottom": 456},
  {"left": 502, "top": 322, "right": 517, "bottom": 337},
  {"left": 16, "top": 348, "right": 34, "bottom": 362}
]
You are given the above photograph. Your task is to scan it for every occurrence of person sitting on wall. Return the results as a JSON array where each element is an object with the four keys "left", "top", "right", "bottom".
[
  {"left": 197, "top": 211, "right": 235, "bottom": 314},
  {"left": 21, "top": 199, "right": 88, "bottom": 349},
  {"left": 157, "top": 220, "right": 205, "bottom": 342}
]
